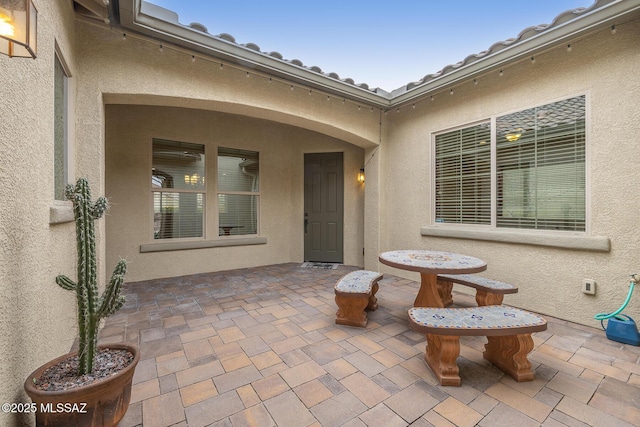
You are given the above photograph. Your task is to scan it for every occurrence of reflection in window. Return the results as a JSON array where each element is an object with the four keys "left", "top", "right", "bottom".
[
  {"left": 217, "top": 147, "right": 259, "bottom": 236},
  {"left": 152, "top": 139, "right": 205, "bottom": 239},
  {"left": 496, "top": 95, "right": 585, "bottom": 231},
  {"left": 433, "top": 95, "right": 586, "bottom": 232}
]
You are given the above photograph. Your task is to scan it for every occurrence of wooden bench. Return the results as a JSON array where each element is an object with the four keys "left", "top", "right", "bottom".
[
  {"left": 408, "top": 305, "right": 547, "bottom": 386},
  {"left": 334, "top": 270, "right": 383, "bottom": 328},
  {"left": 437, "top": 274, "right": 518, "bottom": 306}
]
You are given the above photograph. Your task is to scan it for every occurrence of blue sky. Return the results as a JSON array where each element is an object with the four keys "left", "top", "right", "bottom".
[{"left": 148, "top": 0, "right": 591, "bottom": 91}]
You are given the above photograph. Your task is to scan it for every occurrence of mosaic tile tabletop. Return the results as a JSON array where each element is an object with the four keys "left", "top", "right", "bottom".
[{"left": 379, "top": 250, "right": 486, "bottom": 273}]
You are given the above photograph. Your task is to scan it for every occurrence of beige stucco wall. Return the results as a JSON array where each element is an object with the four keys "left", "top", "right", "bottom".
[
  {"left": 0, "top": 2, "right": 80, "bottom": 426},
  {"left": 70, "top": 21, "right": 380, "bottom": 284},
  {"left": 380, "top": 19, "right": 640, "bottom": 326},
  {"left": 105, "top": 105, "right": 365, "bottom": 281},
  {"left": 69, "top": 18, "right": 380, "bottom": 280}
]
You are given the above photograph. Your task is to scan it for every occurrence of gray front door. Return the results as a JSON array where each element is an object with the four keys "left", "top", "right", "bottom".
[{"left": 304, "top": 152, "right": 344, "bottom": 263}]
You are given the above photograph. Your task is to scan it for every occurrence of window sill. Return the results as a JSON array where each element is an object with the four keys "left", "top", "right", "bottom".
[
  {"left": 49, "top": 202, "right": 74, "bottom": 225},
  {"left": 140, "top": 237, "right": 268, "bottom": 253},
  {"left": 421, "top": 226, "right": 610, "bottom": 252}
]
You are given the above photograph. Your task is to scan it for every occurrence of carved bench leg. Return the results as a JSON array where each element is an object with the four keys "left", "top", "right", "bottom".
[
  {"left": 335, "top": 293, "right": 370, "bottom": 328},
  {"left": 475, "top": 290, "right": 504, "bottom": 306},
  {"left": 436, "top": 279, "right": 454, "bottom": 307},
  {"left": 424, "top": 334, "right": 461, "bottom": 386},
  {"left": 367, "top": 282, "right": 379, "bottom": 311},
  {"left": 483, "top": 334, "right": 535, "bottom": 382}
]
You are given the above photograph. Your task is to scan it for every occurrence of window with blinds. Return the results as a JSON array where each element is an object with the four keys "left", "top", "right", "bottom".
[
  {"left": 496, "top": 95, "right": 585, "bottom": 231},
  {"left": 433, "top": 95, "right": 586, "bottom": 232},
  {"left": 152, "top": 139, "right": 205, "bottom": 239},
  {"left": 218, "top": 147, "right": 259, "bottom": 236},
  {"left": 435, "top": 123, "right": 491, "bottom": 224}
]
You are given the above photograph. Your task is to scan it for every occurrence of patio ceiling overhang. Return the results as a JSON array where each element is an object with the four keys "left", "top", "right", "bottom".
[{"left": 78, "top": 0, "right": 640, "bottom": 110}]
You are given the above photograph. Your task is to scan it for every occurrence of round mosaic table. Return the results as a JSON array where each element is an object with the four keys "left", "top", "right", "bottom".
[{"left": 379, "top": 250, "right": 487, "bottom": 308}]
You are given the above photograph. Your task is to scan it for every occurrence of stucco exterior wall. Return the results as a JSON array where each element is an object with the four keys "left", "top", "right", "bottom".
[
  {"left": 0, "top": 2, "right": 80, "bottom": 425},
  {"left": 105, "top": 105, "right": 365, "bottom": 281},
  {"left": 380, "top": 20, "right": 640, "bottom": 326},
  {"left": 70, "top": 20, "right": 378, "bottom": 282}
]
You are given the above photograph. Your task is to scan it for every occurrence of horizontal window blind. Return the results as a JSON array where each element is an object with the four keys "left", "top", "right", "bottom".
[
  {"left": 435, "top": 123, "right": 491, "bottom": 224},
  {"left": 218, "top": 195, "right": 258, "bottom": 235},
  {"left": 496, "top": 95, "right": 585, "bottom": 231},
  {"left": 152, "top": 139, "right": 205, "bottom": 239},
  {"left": 153, "top": 193, "right": 204, "bottom": 239},
  {"left": 218, "top": 147, "right": 259, "bottom": 236}
]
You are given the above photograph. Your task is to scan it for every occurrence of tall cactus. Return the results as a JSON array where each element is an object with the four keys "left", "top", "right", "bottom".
[{"left": 55, "top": 178, "right": 127, "bottom": 375}]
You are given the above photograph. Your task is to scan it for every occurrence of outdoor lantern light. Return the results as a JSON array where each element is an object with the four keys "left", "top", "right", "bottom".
[
  {"left": 357, "top": 168, "right": 365, "bottom": 184},
  {"left": 0, "top": 0, "right": 37, "bottom": 58}
]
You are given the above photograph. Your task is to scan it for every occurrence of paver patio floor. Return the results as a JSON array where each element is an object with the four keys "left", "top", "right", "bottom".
[{"left": 105, "top": 263, "right": 640, "bottom": 426}]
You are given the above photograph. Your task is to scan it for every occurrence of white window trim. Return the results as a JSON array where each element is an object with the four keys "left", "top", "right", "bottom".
[{"left": 427, "top": 93, "right": 600, "bottom": 247}]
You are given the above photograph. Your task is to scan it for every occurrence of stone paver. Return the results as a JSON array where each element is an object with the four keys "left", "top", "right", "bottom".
[
  {"left": 434, "top": 397, "right": 483, "bottom": 427},
  {"left": 384, "top": 384, "right": 438, "bottom": 423},
  {"left": 141, "top": 390, "right": 185, "bottom": 427},
  {"left": 110, "top": 263, "right": 640, "bottom": 427},
  {"left": 263, "top": 391, "right": 316, "bottom": 427}
]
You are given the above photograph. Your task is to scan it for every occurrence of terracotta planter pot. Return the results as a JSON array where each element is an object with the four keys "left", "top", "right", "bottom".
[{"left": 24, "top": 343, "right": 139, "bottom": 427}]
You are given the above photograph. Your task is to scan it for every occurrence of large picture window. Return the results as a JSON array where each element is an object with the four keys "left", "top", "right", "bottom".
[
  {"left": 434, "top": 95, "right": 586, "bottom": 232},
  {"left": 152, "top": 139, "right": 205, "bottom": 239},
  {"left": 217, "top": 147, "right": 259, "bottom": 236}
]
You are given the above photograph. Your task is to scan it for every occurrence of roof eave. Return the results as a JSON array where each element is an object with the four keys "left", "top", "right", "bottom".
[
  {"left": 390, "top": 0, "right": 640, "bottom": 107},
  {"left": 118, "top": 0, "right": 391, "bottom": 107}
]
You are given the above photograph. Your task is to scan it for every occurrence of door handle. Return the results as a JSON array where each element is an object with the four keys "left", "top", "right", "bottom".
[{"left": 304, "top": 213, "right": 308, "bottom": 233}]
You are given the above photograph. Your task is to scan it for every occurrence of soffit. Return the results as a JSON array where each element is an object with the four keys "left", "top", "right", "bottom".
[
  {"left": 73, "top": 0, "right": 110, "bottom": 24},
  {"left": 96, "top": 0, "right": 640, "bottom": 108}
]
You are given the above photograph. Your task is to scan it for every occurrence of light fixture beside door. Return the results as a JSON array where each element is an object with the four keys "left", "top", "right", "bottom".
[
  {"left": 357, "top": 168, "right": 365, "bottom": 184},
  {"left": 0, "top": 0, "right": 37, "bottom": 58}
]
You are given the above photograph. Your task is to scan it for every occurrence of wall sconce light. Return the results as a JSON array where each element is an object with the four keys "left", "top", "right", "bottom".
[
  {"left": 357, "top": 168, "right": 365, "bottom": 184},
  {"left": 0, "top": 0, "right": 37, "bottom": 58}
]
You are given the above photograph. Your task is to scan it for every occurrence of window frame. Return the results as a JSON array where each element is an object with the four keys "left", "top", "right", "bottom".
[
  {"left": 431, "top": 93, "right": 589, "bottom": 235},
  {"left": 146, "top": 140, "right": 265, "bottom": 246},
  {"left": 151, "top": 138, "right": 206, "bottom": 241},
  {"left": 216, "top": 147, "right": 261, "bottom": 237},
  {"left": 53, "top": 43, "right": 73, "bottom": 201},
  {"left": 50, "top": 42, "right": 75, "bottom": 224}
]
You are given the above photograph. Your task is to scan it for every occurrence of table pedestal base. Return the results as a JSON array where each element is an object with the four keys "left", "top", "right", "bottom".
[{"left": 416, "top": 273, "right": 445, "bottom": 308}]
